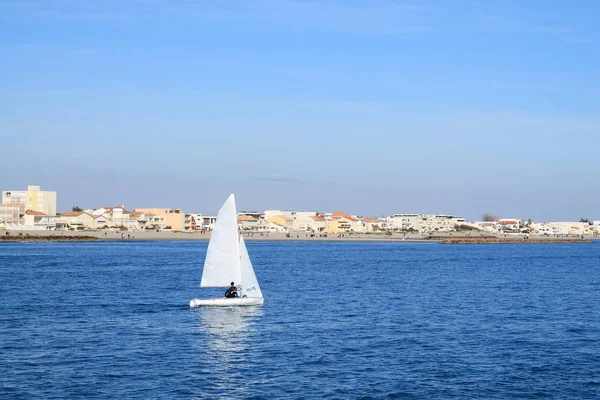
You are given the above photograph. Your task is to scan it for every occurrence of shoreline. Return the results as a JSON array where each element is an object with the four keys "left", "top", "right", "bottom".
[{"left": 1, "top": 230, "right": 597, "bottom": 244}]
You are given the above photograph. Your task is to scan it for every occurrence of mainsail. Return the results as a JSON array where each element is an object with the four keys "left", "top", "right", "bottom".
[{"left": 200, "top": 194, "right": 241, "bottom": 287}]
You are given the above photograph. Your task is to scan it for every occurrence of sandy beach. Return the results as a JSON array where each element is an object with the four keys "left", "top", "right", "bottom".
[{"left": 1, "top": 229, "right": 596, "bottom": 243}]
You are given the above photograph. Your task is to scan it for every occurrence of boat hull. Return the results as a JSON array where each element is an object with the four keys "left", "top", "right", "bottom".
[{"left": 190, "top": 297, "right": 264, "bottom": 307}]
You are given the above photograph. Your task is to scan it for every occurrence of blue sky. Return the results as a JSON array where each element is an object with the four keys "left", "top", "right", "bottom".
[{"left": 1, "top": 0, "right": 598, "bottom": 220}]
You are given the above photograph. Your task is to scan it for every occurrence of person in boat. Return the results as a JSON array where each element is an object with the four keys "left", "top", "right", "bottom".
[{"left": 224, "top": 282, "right": 238, "bottom": 298}]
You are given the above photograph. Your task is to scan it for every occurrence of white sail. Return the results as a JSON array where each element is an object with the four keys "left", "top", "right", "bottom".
[
  {"left": 200, "top": 194, "right": 241, "bottom": 287},
  {"left": 239, "top": 236, "right": 263, "bottom": 298}
]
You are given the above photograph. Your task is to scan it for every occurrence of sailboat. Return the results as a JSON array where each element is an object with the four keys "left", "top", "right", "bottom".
[{"left": 190, "top": 194, "right": 264, "bottom": 307}]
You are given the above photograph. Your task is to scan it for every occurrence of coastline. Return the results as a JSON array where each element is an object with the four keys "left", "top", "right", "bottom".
[{"left": 1, "top": 230, "right": 596, "bottom": 244}]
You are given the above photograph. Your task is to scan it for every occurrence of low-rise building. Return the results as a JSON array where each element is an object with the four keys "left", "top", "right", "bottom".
[
  {"left": 418, "top": 214, "right": 466, "bottom": 233},
  {"left": 323, "top": 211, "right": 361, "bottom": 233},
  {"left": 475, "top": 221, "right": 499, "bottom": 233},
  {"left": 292, "top": 214, "right": 326, "bottom": 232},
  {"left": 528, "top": 221, "right": 591, "bottom": 235},
  {"left": 239, "top": 211, "right": 264, "bottom": 219},
  {"left": 267, "top": 215, "right": 293, "bottom": 229},
  {"left": 264, "top": 209, "right": 296, "bottom": 220},
  {"left": 24, "top": 210, "right": 55, "bottom": 230},
  {"left": 388, "top": 213, "right": 466, "bottom": 232},
  {"left": 498, "top": 219, "right": 522, "bottom": 232},
  {"left": 237, "top": 215, "right": 260, "bottom": 231},
  {"left": 361, "top": 218, "right": 380, "bottom": 232},
  {"left": 55, "top": 211, "right": 96, "bottom": 230},
  {"left": 133, "top": 208, "right": 185, "bottom": 231},
  {"left": 201, "top": 215, "right": 217, "bottom": 230},
  {"left": 239, "top": 218, "right": 288, "bottom": 233},
  {"left": 548, "top": 222, "right": 590, "bottom": 235}
]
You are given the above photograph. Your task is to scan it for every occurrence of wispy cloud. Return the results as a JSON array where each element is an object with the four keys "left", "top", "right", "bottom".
[{"left": 248, "top": 173, "right": 305, "bottom": 184}]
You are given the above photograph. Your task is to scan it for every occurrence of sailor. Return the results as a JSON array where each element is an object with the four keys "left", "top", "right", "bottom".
[{"left": 224, "top": 282, "right": 238, "bottom": 298}]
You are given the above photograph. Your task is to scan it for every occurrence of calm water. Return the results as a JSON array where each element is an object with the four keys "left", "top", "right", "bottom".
[{"left": 1, "top": 241, "right": 599, "bottom": 399}]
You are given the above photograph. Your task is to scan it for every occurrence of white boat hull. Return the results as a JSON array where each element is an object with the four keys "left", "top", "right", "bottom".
[{"left": 190, "top": 297, "right": 264, "bottom": 307}]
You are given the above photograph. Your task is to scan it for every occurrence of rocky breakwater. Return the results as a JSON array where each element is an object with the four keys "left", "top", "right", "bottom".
[
  {"left": 435, "top": 236, "right": 591, "bottom": 244},
  {"left": 1, "top": 234, "right": 102, "bottom": 242}
]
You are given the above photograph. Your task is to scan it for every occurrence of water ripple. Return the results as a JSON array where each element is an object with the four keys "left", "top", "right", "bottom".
[{"left": 1, "top": 242, "right": 599, "bottom": 398}]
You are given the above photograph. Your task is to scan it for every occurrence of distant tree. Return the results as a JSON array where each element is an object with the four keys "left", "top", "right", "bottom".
[
  {"left": 455, "top": 223, "right": 481, "bottom": 231},
  {"left": 72, "top": 206, "right": 83, "bottom": 212},
  {"left": 580, "top": 218, "right": 590, "bottom": 224},
  {"left": 482, "top": 213, "right": 499, "bottom": 222}
]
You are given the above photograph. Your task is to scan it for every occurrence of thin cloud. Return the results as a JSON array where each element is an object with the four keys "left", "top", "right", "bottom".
[{"left": 248, "top": 174, "right": 305, "bottom": 184}]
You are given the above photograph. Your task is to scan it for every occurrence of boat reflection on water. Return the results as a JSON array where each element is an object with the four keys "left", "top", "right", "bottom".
[{"left": 195, "top": 306, "right": 264, "bottom": 373}]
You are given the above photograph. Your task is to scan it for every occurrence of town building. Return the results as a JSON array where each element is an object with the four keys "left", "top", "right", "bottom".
[
  {"left": 55, "top": 211, "right": 96, "bottom": 230},
  {"left": 23, "top": 210, "right": 55, "bottom": 230},
  {"left": 237, "top": 215, "right": 260, "bottom": 230},
  {"left": 361, "top": 218, "right": 380, "bottom": 232},
  {"left": 132, "top": 208, "right": 185, "bottom": 231},
  {"left": 1, "top": 185, "right": 57, "bottom": 227},
  {"left": 267, "top": 215, "right": 294, "bottom": 229},
  {"left": 388, "top": 213, "right": 467, "bottom": 232},
  {"left": 497, "top": 219, "right": 522, "bottom": 232},
  {"left": 264, "top": 209, "right": 296, "bottom": 220}
]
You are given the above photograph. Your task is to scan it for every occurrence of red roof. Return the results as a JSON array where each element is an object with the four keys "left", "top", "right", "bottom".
[
  {"left": 25, "top": 209, "right": 46, "bottom": 216},
  {"left": 333, "top": 211, "right": 357, "bottom": 221},
  {"left": 61, "top": 211, "right": 85, "bottom": 217},
  {"left": 311, "top": 215, "right": 326, "bottom": 221}
]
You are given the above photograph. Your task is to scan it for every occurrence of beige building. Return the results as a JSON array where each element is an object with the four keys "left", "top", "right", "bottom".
[
  {"left": 1, "top": 185, "right": 57, "bottom": 226},
  {"left": 55, "top": 211, "right": 96, "bottom": 230},
  {"left": 23, "top": 210, "right": 55, "bottom": 230},
  {"left": 238, "top": 217, "right": 287, "bottom": 233},
  {"left": 361, "top": 218, "right": 380, "bottom": 232},
  {"left": 69, "top": 205, "right": 140, "bottom": 231},
  {"left": 323, "top": 212, "right": 361, "bottom": 233},
  {"left": 237, "top": 215, "right": 260, "bottom": 230},
  {"left": 267, "top": 215, "right": 293, "bottom": 229},
  {"left": 264, "top": 210, "right": 296, "bottom": 220},
  {"left": 293, "top": 215, "right": 327, "bottom": 232},
  {"left": 0, "top": 203, "right": 22, "bottom": 226},
  {"left": 133, "top": 208, "right": 185, "bottom": 231}
]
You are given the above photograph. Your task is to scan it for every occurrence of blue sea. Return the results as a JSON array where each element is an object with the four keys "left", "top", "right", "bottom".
[{"left": 1, "top": 241, "right": 599, "bottom": 399}]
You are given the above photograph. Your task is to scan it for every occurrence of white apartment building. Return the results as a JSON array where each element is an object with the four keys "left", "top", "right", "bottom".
[
  {"left": 388, "top": 213, "right": 466, "bottom": 232},
  {"left": 201, "top": 215, "right": 218, "bottom": 230},
  {"left": 391, "top": 214, "right": 420, "bottom": 231},
  {"left": 529, "top": 222, "right": 591, "bottom": 235}
]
